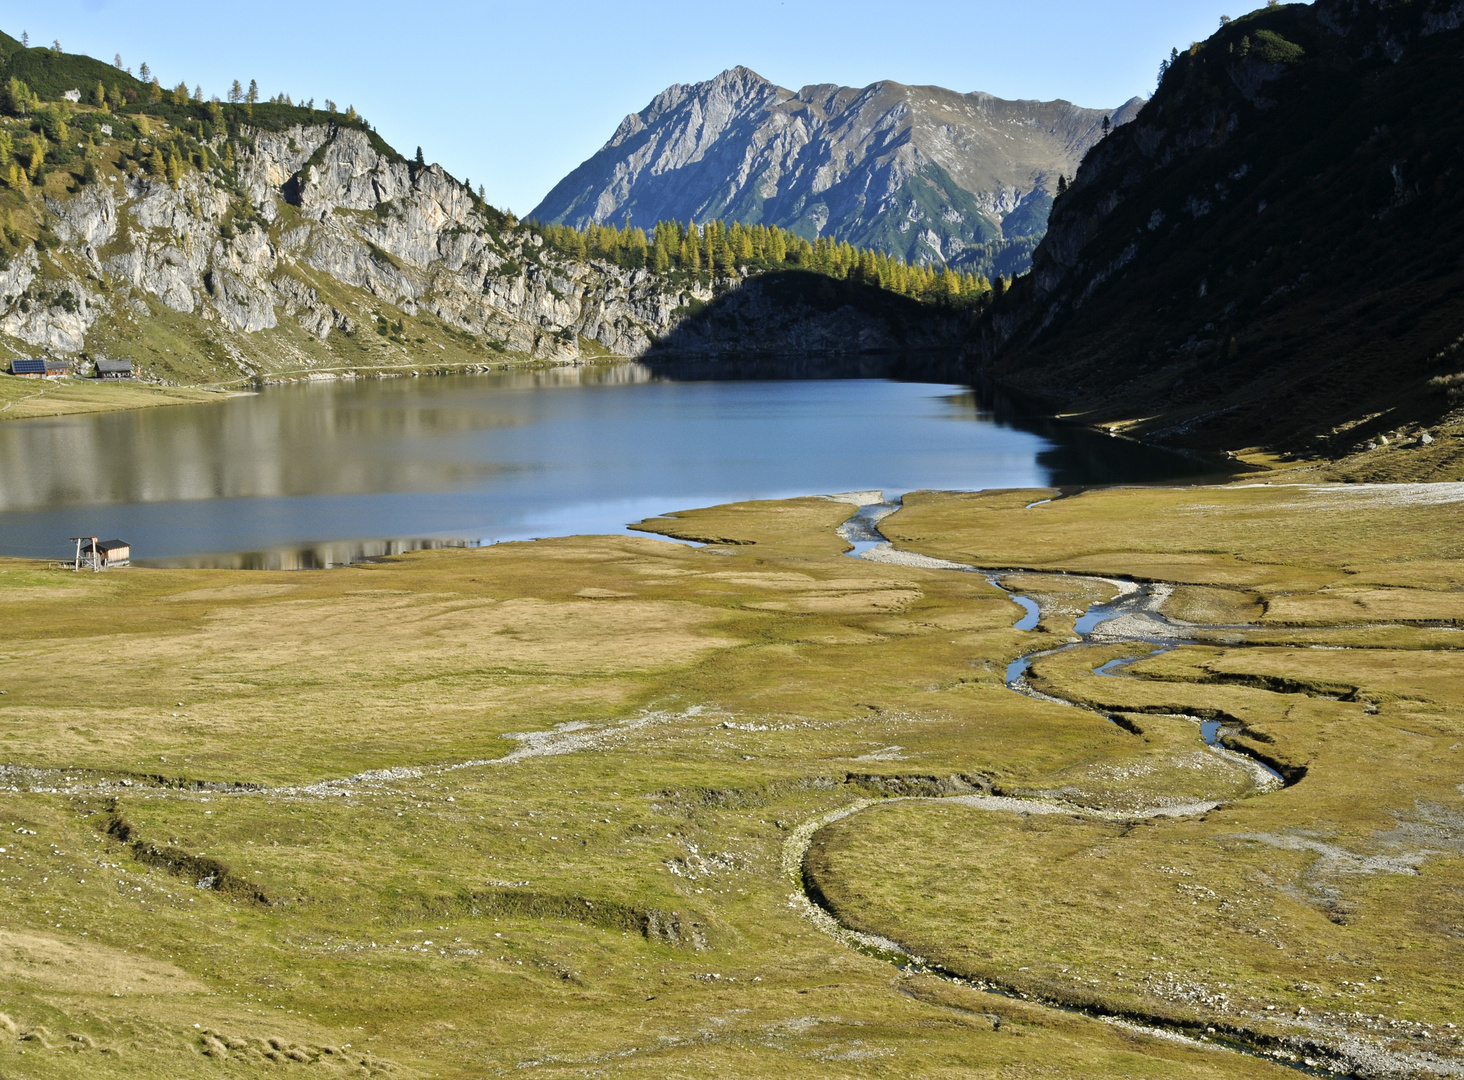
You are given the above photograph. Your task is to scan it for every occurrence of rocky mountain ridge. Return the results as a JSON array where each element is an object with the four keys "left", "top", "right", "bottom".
[
  {"left": 4, "top": 118, "right": 722, "bottom": 383},
  {"left": 532, "top": 67, "right": 1143, "bottom": 277},
  {"left": 975, "top": 0, "right": 1464, "bottom": 473}
]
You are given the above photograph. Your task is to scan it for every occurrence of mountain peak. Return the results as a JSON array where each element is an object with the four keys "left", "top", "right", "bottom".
[
  {"left": 533, "top": 72, "right": 1133, "bottom": 275},
  {"left": 710, "top": 65, "right": 771, "bottom": 85}
]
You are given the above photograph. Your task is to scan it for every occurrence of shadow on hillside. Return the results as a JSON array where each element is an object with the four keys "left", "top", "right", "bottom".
[
  {"left": 642, "top": 351, "right": 972, "bottom": 384},
  {"left": 644, "top": 270, "right": 973, "bottom": 375},
  {"left": 641, "top": 271, "right": 1238, "bottom": 483}
]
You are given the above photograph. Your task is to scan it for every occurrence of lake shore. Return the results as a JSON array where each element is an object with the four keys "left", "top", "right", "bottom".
[
  {"left": 1, "top": 371, "right": 1213, "bottom": 566},
  {"left": 0, "top": 375, "right": 246, "bottom": 422},
  {"left": 0, "top": 355, "right": 621, "bottom": 425}
]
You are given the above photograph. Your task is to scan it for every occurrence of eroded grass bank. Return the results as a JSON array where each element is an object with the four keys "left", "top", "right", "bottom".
[{"left": 0, "top": 485, "right": 1460, "bottom": 1077}]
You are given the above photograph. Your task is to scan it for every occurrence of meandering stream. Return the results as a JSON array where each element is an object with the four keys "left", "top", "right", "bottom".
[{"left": 810, "top": 493, "right": 1371, "bottom": 1075}]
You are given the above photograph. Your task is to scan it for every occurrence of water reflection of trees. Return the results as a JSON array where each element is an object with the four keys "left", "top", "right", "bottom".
[
  {"left": 937, "top": 385, "right": 1226, "bottom": 486},
  {"left": 0, "top": 369, "right": 658, "bottom": 511},
  {"left": 0, "top": 363, "right": 1232, "bottom": 525},
  {"left": 144, "top": 537, "right": 477, "bottom": 571}
]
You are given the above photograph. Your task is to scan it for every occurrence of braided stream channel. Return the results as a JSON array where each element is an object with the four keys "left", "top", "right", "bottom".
[{"left": 788, "top": 492, "right": 1433, "bottom": 1078}]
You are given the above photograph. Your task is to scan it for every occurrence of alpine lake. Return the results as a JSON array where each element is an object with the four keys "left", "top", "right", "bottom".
[{"left": 0, "top": 362, "right": 1205, "bottom": 567}]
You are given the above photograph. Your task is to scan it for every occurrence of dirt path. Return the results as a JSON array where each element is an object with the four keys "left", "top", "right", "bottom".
[{"left": 0, "top": 709, "right": 709, "bottom": 800}]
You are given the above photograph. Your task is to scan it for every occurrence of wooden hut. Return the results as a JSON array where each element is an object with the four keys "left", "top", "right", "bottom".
[
  {"left": 95, "top": 540, "right": 130, "bottom": 568},
  {"left": 10, "top": 359, "right": 70, "bottom": 378},
  {"left": 95, "top": 358, "right": 135, "bottom": 379},
  {"left": 82, "top": 539, "right": 131, "bottom": 568}
]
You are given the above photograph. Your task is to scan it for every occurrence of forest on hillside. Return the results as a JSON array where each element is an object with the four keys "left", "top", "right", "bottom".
[
  {"left": 535, "top": 218, "right": 993, "bottom": 307},
  {"left": 0, "top": 30, "right": 995, "bottom": 320}
]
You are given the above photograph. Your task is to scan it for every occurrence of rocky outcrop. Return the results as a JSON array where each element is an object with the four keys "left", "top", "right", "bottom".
[
  {"left": 0, "top": 245, "right": 95, "bottom": 352},
  {"left": 532, "top": 67, "right": 1143, "bottom": 274},
  {"left": 5, "top": 120, "right": 722, "bottom": 378}
]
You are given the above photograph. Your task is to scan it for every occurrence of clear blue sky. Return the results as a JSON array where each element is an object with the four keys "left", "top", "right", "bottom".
[{"left": 3, "top": 0, "right": 1239, "bottom": 214}]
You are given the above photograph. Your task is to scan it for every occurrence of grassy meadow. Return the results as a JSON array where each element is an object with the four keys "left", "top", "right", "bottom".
[
  {"left": 0, "top": 483, "right": 1460, "bottom": 1076},
  {"left": 0, "top": 376, "right": 239, "bottom": 422}
]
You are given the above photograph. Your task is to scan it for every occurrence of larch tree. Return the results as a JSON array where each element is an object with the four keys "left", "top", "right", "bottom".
[{"left": 23, "top": 135, "right": 44, "bottom": 181}]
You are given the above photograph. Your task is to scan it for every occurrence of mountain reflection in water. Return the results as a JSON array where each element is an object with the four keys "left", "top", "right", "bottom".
[{"left": 0, "top": 363, "right": 1220, "bottom": 568}]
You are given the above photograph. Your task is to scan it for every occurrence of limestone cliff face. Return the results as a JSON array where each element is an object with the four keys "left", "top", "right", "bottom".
[
  {"left": 532, "top": 67, "right": 1144, "bottom": 273},
  {"left": 6, "top": 121, "right": 713, "bottom": 380}
]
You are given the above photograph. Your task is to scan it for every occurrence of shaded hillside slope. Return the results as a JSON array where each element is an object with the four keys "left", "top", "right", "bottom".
[
  {"left": 979, "top": 0, "right": 1464, "bottom": 473},
  {"left": 647, "top": 271, "right": 973, "bottom": 359},
  {"left": 532, "top": 67, "right": 1142, "bottom": 277}
]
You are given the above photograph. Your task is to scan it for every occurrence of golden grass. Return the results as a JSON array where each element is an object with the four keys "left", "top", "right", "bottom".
[
  {"left": 0, "top": 375, "right": 236, "bottom": 422},
  {"left": 1162, "top": 585, "right": 1265, "bottom": 625},
  {"left": 2, "top": 484, "right": 1461, "bottom": 1076},
  {"left": 803, "top": 484, "right": 1464, "bottom": 1070}
]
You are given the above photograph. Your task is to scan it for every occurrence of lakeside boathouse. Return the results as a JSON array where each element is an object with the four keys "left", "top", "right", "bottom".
[
  {"left": 89, "top": 540, "right": 131, "bottom": 568},
  {"left": 69, "top": 537, "right": 132, "bottom": 570}
]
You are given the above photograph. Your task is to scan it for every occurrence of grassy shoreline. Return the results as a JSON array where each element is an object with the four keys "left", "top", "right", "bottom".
[
  {"left": 0, "top": 376, "right": 244, "bottom": 421},
  {"left": 0, "top": 354, "right": 641, "bottom": 424}
]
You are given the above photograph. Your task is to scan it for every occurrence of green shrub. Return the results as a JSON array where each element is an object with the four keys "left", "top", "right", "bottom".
[
  {"left": 365, "top": 242, "right": 397, "bottom": 268},
  {"left": 1253, "top": 29, "right": 1304, "bottom": 64},
  {"left": 33, "top": 106, "right": 67, "bottom": 141},
  {"left": 1428, "top": 373, "right": 1464, "bottom": 402}
]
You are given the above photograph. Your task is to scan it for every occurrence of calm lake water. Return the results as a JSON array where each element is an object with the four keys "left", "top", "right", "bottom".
[{"left": 0, "top": 364, "right": 1212, "bottom": 568}]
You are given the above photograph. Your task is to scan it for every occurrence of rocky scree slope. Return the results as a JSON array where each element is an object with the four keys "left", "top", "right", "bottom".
[
  {"left": 976, "top": 0, "right": 1464, "bottom": 474},
  {"left": 532, "top": 67, "right": 1142, "bottom": 278},
  {"left": 6, "top": 119, "right": 718, "bottom": 383}
]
